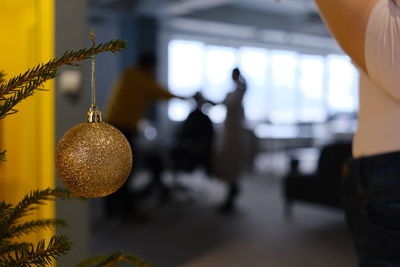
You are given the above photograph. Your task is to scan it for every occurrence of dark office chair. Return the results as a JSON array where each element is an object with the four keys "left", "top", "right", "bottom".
[
  {"left": 170, "top": 107, "right": 214, "bottom": 171},
  {"left": 165, "top": 107, "right": 215, "bottom": 200}
]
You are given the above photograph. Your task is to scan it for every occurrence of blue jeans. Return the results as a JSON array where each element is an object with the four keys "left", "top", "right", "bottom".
[{"left": 342, "top": 151, "right": 400, "bottom": 267}]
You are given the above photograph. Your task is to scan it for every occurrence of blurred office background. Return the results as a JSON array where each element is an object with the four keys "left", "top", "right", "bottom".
[{"left": 0, "top": 0, "right": 358, "bottom": 266}]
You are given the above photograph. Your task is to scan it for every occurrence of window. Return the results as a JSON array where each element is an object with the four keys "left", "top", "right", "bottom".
[
  {"left": 167, "top": 39, "right": 358, "bottom": 124},
  {"left": 298, "top": 55, "right": 325, "bottom": 122},
  {"left": 168, "top": 40, "right": 204, "bottom": 95},
  {"left": 203, "top": 45, "right": 237, "bottom": 102},
  {"left": 269, "top": 50, "right": 298, "bottom": 124},
  {"left": 167, "top": 40, "right": 204, "bottom": 121},
  {"left": 238, "top": 47, "right": 269, "bottom": 121},
  {"left": 327, "top": 55, "right": 359, "bottom": 113}
]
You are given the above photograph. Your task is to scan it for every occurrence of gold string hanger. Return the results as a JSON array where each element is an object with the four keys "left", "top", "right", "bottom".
[{"left": 87, "top": 29, "right": 102, "bottom": 123}]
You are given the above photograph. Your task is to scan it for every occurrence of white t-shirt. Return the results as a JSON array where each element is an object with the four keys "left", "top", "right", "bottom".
[{"left": 353, "top": 0, "right": 400, "bottom": 157}]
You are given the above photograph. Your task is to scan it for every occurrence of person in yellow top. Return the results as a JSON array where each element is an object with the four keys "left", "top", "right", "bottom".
[
  {"left": 104, "top": 53, "right": 180, "bottom": 219},
  {"left": 105, "top": 53, "right": 176, "bottom": 132}
]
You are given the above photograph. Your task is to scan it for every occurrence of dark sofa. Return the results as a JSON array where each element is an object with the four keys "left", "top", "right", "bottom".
[{"left": 282, "top": 142, "right": 352, "bottom": 217}]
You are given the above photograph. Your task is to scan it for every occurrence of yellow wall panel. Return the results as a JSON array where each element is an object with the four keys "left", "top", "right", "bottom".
[{"left": 0, "top": 0, "right": 55, "bottom": 244}]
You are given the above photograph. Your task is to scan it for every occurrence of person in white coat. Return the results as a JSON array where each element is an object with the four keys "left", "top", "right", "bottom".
[{"left": 217, "top": 68, "right": 247, "bottom": 213}]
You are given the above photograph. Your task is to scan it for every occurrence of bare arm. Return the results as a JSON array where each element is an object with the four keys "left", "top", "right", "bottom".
[{"left": 315, "top": 0, "right": 379, "bottom": 72}]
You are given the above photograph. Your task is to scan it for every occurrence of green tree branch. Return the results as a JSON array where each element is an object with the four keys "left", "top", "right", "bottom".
[
  {"left": 0, "top": 150, "right": 6, "bottom": 161},
  {"left": 75, "top": 252, "right": 153, "bottom": 267},
  {"left": 0, "top": 241, "right": 30, "bottom": 256},
  {"left": 0, "top": 188, "right": 83, "bottom": 241},
  {"left": 7, "top": 219, "right": 67, "bottom": 239},
  {"left": 0, "top": 39, "right": 126, "bottom": 119},
  {"left": 0, "top": 236, "right": 72, "bottom": 267}
]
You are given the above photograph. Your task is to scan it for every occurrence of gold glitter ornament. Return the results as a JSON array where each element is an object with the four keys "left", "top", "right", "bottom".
[
  {"left": 55, "top": 30, "right": 132, "bottom": 198},
  {"left": 56, "top": 114, "right": 132, "bottom": 198}
]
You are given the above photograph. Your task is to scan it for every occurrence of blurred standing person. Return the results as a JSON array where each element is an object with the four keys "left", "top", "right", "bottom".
[
  {"left": 217, "top": 67, "right": 247, "bottom": 214},
  {"left": 104, "top": 53, "right": 179, "bottom": 218},
  {"left": 316, "top": 0, "right": 400, "bottom": 265}
]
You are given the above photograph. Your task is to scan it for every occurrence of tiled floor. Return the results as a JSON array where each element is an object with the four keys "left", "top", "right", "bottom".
[{"left": 91, "top": 172, "right": 357, "bottom": 267}]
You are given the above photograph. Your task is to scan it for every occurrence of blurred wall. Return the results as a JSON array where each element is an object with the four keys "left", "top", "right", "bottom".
[
  {"left": 55, "top": 0, "right": 90, "bottom": 265},
  {"left": 90, "top": 14, "right": 159, "bottom": 110},
  {"left": 120, "top": 15, "right": 158, "bottom": 69}
]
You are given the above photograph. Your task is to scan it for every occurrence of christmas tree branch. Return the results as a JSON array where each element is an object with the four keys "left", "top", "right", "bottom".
[
  {"left": 0, "top": 39, "right": 125, "bottom": 97},
  {"left": 0, "top": 201, "right": 13, "bottom": 219},
  {"left": 0, "top": 188, "right": 83, "bottom": 241},
  {"left": 0, "top": 241, "right": 30, "bottom": 256},
  {"left": 0, "top": 71, "right": 5, "bottom": 85},
  {"left": 0, "top": 39, "right": 126, "bottom": 119},
  {"left": 5, "top": 219, "right": 67, "bottom": 240},
  {"left": 0, "top": 235, "right": 72, "bottom": 267},
  {"left": 0, "top": 150, "right": 6, "bottom": 161},
  {"left": 75, "top": 252, "right": 153, "bottom": 267},
  {"left": 0, "top": 201, "right": 13, "bottom": 235},
  {"left": 0, "top": 70, "right": 54, "bottom": 118}
]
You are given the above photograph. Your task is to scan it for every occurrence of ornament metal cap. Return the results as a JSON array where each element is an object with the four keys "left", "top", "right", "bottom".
[{"left": 86, "top": 104, "right": 103, "bottom": 123}]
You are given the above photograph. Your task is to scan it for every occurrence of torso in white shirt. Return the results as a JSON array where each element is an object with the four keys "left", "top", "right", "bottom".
[{"left": 353, "top": 0, "right": 400, "bottom": 157}]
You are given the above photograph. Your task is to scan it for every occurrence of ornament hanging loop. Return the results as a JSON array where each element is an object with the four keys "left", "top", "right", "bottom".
[
  {"left": 87, "top": 29, "right": 103, "bottom": 123},
  {"left": 87, "top": 104, "right": 102, "bottom": 122}
]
